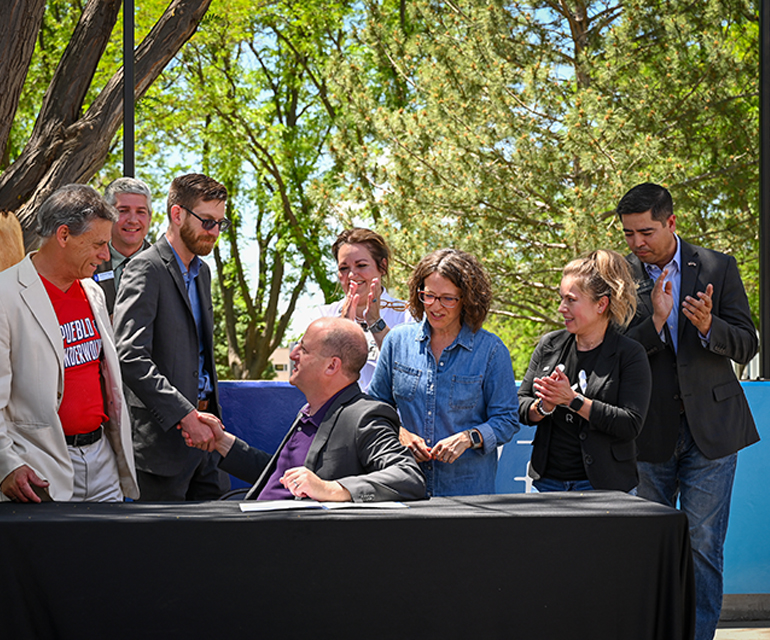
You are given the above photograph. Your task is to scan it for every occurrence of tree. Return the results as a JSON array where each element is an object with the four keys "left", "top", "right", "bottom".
[
  {"left": 0, "top": 0, "right": 213, "bottom": 249},
  {"left": 329, "top": 0, "right": 759, "bottom": 371},
  {"left": 144, "top": 0, "right": 350, "bottom": 379}
]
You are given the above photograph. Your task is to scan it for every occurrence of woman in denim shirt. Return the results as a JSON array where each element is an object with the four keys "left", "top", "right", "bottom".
[{"left": 369, "top": 249, "right": 519, "bottom": 497}]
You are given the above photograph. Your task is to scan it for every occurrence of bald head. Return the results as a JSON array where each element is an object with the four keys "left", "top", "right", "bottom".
[{"left": 312, "top": 317, "right": 368, "bottom": 381}]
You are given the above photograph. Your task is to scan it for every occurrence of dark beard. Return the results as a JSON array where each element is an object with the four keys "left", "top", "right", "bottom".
[{"left": 180, "top": 218, "right": 216, "bottom": 256}]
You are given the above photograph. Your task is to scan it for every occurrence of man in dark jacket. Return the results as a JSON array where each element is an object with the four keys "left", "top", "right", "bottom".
[
  {"left": 618, "top": 182, "right": 758, "bottom": 640},
  {"left": 193, "top": 317, "right": 425, "bottom": 503}
]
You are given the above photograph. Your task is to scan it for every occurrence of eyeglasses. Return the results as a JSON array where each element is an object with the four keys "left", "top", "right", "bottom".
[
  {"left": 179, "top": 204, "right": 231, "bottom": 233},
  {"left": 418, "top": 291, "right": 461, "bottom": 308}
]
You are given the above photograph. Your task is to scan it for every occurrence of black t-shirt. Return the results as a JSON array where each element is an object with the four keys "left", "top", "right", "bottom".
[{"left": 542, "top": 342, "right": 601, "bottom": 481}]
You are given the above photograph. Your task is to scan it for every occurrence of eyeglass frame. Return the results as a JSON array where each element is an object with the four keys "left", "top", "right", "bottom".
[
  {"left": 178, "top": 203, "right": 231, "bottom": 233},
  {"left": 418, "top": 290, "right": 461, "bottom": 308}
]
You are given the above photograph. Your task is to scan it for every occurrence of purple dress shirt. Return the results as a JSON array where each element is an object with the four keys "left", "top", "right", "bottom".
[{"left": 257, "top": 386, "right": 350, "bottom": 500}]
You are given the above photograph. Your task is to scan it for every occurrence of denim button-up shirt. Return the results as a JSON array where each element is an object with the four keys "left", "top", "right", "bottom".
[{"left": 369, "top": 319, "right": 519, "bottom": 496}]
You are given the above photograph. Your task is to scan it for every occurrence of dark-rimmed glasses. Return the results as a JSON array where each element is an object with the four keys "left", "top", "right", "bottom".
[
  {"left": 418, "top": 291, "right": 460, "bottom": 308},
  {"left": 179, "top": 204, "right": 231, "bottom": 232}
]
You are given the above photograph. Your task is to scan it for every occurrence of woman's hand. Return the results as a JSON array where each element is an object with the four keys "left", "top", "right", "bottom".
[
  {"left": 431, "top": 431, "right": 472, "bottom": 464},
  {"left": 400, "top": 427, "right": 432, "bottom": 462},
  {"left": 340, "top": 278, "right": 382, "bottom": 321},
  {"left": 533, "top": 367, "right": 576, "bottom": 408},
  {"left": 361, "top": 277, "right": 383, "bottom": 327}
]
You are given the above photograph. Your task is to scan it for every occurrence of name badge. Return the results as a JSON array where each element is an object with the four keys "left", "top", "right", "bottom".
[{"left": 93, "top": 270, "right": 114, "bottom": 282}]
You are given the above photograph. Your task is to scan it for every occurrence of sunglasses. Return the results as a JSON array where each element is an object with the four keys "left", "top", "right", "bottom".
[{"left": 179, "top": 204, "right": 231, "bottom": 232}]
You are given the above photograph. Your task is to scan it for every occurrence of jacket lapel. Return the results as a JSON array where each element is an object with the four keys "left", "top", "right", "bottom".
[
  {"left": 18, "top": 255, "right": 64, "bottom": 371},
  {"left": 304, "top": 384, "right": 361, "bottom": 468},
  {"left": 678, "top": 240, "right": 700, "bottom": 344},
  {"left": 628, "top": 254, "right": 656, "bottom": 318},
  {"left": 158, "top": 236, "right": 194, "bottom": 318}
]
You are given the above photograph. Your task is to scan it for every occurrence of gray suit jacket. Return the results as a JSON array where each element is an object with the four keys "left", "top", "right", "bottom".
[
  {"left": 94, "top": 240, "right": 151, "bottom": 316},
  {"left": 114, "top": 236, "right": 220, "bottom": 476},
  {"left": 626, "top": 239, "right": 759, "bottom": 462},
  {"left": 223, "top": 384, "right": 425, "bottom": 502}
]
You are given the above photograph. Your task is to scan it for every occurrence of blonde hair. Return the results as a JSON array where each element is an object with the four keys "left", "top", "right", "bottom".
[
  {"left": 0, "top": 211, "right": 24, "bottom": 271},
  {"left": 563, "top": 250, "right": 637, "bottom": 329}
]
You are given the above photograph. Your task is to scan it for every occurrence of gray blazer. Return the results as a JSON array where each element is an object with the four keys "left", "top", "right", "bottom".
[
  {"left": 114, "top": 236, "right": 220, "bottom": 476},
  {"left": 225, "top": 384, "right": 426, "bottom": 502},
  {"left": 626, "top": 239, "right": 759, "bottom": 462}
]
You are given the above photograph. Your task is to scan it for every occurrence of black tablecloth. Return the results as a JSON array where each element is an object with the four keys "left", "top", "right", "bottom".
[{"left": 0, "top": 492, "right": 694, "bottom": 640}]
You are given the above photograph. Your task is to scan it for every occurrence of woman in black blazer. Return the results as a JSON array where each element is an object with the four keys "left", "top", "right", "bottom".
[{"left": 518, "top": 250, "right": 652, "bottom": 492}]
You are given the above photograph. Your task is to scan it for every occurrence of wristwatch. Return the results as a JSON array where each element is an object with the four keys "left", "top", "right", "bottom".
[
  {"left": 569, "top": 394, "right": 585, "bottom": 413},
  {"left": 467, "top": 429, "right": 483, "bottom": 449},
  {"left": 367, "top": 317, "right": 387, "bottom": 334}
]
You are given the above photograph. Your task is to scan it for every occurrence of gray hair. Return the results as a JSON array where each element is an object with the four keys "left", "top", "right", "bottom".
[
  {"left": 104, "top": 177, "right": 153, "bottom": 214},
  {"left": 37, "top": 184, "right": 117, "bottom": 238}
]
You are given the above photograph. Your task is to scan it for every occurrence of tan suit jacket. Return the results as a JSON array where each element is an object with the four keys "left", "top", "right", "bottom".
[{"left": 0, "top": 254, "right": 139, "bottom": 501}]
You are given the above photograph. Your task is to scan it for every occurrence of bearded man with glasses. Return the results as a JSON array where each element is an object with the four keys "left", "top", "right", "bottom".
[{"left": 114, "top": 173, "right": 232, "bottom": 501}]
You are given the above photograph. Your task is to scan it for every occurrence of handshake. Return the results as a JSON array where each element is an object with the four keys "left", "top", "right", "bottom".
[{"left": 177, "top": 410, "right": 235, "bottom": 456}]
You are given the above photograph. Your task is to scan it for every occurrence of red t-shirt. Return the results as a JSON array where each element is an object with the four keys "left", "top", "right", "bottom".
[{"left": 41, "top": 276, "right": 107, "bottom": 435}]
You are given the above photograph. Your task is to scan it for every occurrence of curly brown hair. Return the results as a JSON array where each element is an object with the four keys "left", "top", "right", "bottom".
[{"left": 408, "top": 249, "right": 492, "bottom": 332}]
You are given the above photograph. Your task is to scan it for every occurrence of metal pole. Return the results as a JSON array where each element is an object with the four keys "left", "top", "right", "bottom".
[
  {"left": 760, "top": 0, "right": 770, "bottom": 378},
  {"left": 123, "top": 0, "right": 135, "bottom": 177}
]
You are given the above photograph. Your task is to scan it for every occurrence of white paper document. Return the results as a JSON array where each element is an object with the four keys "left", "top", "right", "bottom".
[{"left": 239, "top": 500, "right": 408, "bottom": 513}]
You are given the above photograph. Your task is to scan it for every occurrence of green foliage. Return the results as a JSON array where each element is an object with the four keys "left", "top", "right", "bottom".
[
  {"left": 330, "top": 0, "right": 760, "bottom": 359},
  {"left": 10, "top": 0, "right": 758, "bottom": 378},
  {"left": 121, "top": 0, "right": 356, "bottom": 379}
]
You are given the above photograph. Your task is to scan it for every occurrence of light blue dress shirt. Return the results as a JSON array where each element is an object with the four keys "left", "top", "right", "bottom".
[
  {"left": 369, "top": 319, "right": 519, "bottom": 497},
  {"left": 643, "top": 234, "right": 682, "bottom": 352},
  {"left": 169, "top": 243, "right": 213, "bottom": 399}
]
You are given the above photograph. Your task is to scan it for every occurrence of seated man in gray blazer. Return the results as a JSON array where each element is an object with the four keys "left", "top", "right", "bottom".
[{"left": 188, "top": 317, "right": 425, "bottom": 502}]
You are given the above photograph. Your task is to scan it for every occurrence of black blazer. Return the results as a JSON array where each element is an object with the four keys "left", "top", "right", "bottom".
[
  {"left": 625, "top": 239, "right": 759, "bottom": 462},
  {"left": 518, "top": 328, "right": 651, "bottom": 491},
  {"left": 225, "top": 384, "right": 426, "bottom": 502},
  {"left": 114, "top": 236, "right": 221, "bottom": 476}
]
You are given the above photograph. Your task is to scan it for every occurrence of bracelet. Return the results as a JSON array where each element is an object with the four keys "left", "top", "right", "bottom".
[{"left": 535, "top": 398, "right": 555, "bottom": 417}]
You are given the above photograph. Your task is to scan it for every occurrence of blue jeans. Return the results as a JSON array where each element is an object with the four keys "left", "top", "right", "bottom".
[
  {"left": 534, "top": 478, "right": 595, "bottom": 492},
  {"left": 534, "top": 477, "right": 638, "bottom": 495},
  {"left": 638, "top": 415, "right": 737, "bottom": 640}
]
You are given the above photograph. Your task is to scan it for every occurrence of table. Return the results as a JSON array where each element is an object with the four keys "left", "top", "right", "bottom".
[{"left": 0, "top": 492, "right": 694, "bottom": 640}]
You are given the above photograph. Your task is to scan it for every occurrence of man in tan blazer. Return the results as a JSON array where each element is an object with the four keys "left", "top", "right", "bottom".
[{"left": 0, "top": 184, "right": 139, "bottom": 502}]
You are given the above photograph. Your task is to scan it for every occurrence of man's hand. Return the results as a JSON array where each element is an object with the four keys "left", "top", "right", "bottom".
[
  {"left": 280, "top": 466, "right": 352, "bottom": 502},
  {"left": 181, "top": 412, "right": 236, "bottom": 456},
  {"left": 683, "top": 283, "right": 714, "bottom": 336},
  {"left": 399, "top": 427, "right": 432, "bottom": 462},
  {"left": 176, "top": 410, "right": 217, "bottom": 452},
  {"left": 1, "top": 465, "right": 50, "bottom": 503},
  {"left": 651, "top": 269, "right": 675, "bottom": 333}
]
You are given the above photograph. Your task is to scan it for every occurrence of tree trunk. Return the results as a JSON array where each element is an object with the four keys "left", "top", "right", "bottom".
[
  {"left": 0, "top": 0, "right": 213, "bottom": 250},
  {"left": 0, "top": 0, "right": 47, "bottom": 167}
]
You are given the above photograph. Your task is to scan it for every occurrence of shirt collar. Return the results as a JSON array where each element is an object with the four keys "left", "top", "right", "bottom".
[
  {"left": 417, "top": 318, "right": 475, "bottom": 351},
  {"left": 644, "top": 234, "right": 681, "bottom": 278},
  {"left": 109, "top": 238, "right": 150, "bottom": 267},
  {"left": 299, "top": 383, "right": 354, "bottom": 428},
  {"left": 168, "top": 239, "right": 201, "bottom": 279}
]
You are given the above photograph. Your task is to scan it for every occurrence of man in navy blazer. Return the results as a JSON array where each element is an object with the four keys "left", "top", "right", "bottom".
[
  {"left": 115, "top": 174, "right": 231, "bottom": 501},
  {"left": 194, "top": 317, "right": 425, "bottom": 502},
  {"left": 618, "top": 183, "right": 759, "bottom": 640}
]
